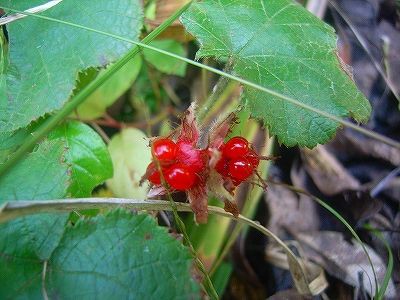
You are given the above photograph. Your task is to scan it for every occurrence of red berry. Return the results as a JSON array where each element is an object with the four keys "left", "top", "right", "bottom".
[
  {"left": 246, "top": 149, "right": 260, "bottom": 168},
  {"left": 223, "top": 136, "right": 250, "bottom": 159},
  {"left": 165, "top": 164, "right": 197, "bottom": 190},
  {"left": 146, "top": 162, "right": 161, "bottom": 185},
  {"left": 228, "top": 158, "right": 253, "bottom": 182},
  {"left": 151, "top": 138, "right": 177, "bottom": 163}
]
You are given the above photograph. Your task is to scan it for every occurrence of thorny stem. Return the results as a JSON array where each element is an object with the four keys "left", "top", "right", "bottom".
[
  {"left": 152, "top": 153, "right": 218, "bottom": 299},
  {"left": 197, "top": 60, "right": 234, "bottom": 122},
  {"left": 166, "top": 192, "right": 219, "bottom": 300}
]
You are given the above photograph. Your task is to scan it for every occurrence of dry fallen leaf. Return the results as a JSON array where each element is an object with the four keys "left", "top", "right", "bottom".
[
  {"left": 265, "top": 183, "right": 320, "bottom": 236},
  {"left": 295, "top": 231, "right": 396, "bottom": 298},
  {"left": 301, "top": 145, "right": 360, "bottom": 196}
]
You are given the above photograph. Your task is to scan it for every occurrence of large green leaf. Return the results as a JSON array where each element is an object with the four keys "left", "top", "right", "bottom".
[
  {"left": 181, "top": 0, "right": 371, "bottom": 147},
  {"left": 49, "top": 121, "right": 113, "bottom": 197},
  {"left": 106, "top": 128, "right": 151, "bottom": 199},
  {"left": 0, "top": 127, "right": 30, "bottom": 163},
  {"left": 0, "top": 213, "right": 69, "bottom": 299},
  {"left": 46, "top": 210, "right": 200, "bottom": 299},
  {"left": 0, "top": 210, "right": 200, "bottom": 299},
  {"left": 0, "top": 138, "right": 70, "bottom": 298},
  {"left": 0, "top": 0, "right": 143, "bottom": 132},
  {"left": 0, "top": 140, "right": 70, "bottom": 203}
]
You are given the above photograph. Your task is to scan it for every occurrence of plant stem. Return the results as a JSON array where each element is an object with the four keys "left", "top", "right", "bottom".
[
  {"left": 364, "top": 224, "right": 394, "bottom": 300},
  {"left": 0, "top": 1, "right": 193, "bottom": 177},
  {"left": 166, "top": 193, "right": 219, "bottom": 300},
  {"left": 153, "top": 155, "right": 218, "bottom": 299},
  {"left": 0, "top": 197, "right": 315, "bottom": 295},
  {"left": 197, "top": 61, "right": 233, "bottom": 122}
]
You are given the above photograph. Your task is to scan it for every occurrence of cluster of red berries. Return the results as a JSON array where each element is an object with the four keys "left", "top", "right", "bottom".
[
  {"left": 145, "top": 138, "right": 206, "bottom": 191},
  {"left": 145, "top": 136, "right": 259, "bottom": 191},
  {"left": 215, "top": 136, "right": 259, "bottom": 185}
]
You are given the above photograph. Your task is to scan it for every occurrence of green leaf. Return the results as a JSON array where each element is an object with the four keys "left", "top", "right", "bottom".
[
  {"left": 74, "top": 55, "right": 143, "bottom": 120},
  {"left": 46, "top": 209, "right": 200, "bottom": 299},
  {"left": 181, "top": 0, "right": 371, "bottom": 147},
  {"left": 143, "top": 39, "right": 187, "bottom": 76},
  {"left": 0, "top": 128, "right": 30, "bottom": 163},
  {"left": 0, "top": 210, "right": 200, "bottom": 299},
  {"left": 0, "top": 138, "right": 70, "bottom": 298},
  {"left": 49, "top": 121, "right": 113, "bottom": 197},
  {"left": 106, "top": 128, "right": 151, "bottom": 199},
  {"left": 0, "top": 213, "right": 69, "bottom": 299},
  {"left": 0, "top": 0, "right": 143, "bottom": 132},
  {"left": 0, "top": 140, "right": 70, "bottom": 203}
]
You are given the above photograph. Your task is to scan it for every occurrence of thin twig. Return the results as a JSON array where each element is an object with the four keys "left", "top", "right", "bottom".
[
  {"left": 370, "top": 166, "right": 400, "bottom": 197},
  {"left": 90, "top": 121, "right": 110, "bottom": 144}
]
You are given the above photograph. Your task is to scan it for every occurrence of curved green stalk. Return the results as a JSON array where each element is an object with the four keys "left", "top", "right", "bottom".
[
  {"left": 364, "top": 224, "right": 394, "bottom": 300},
  {"left": 0, "top": 198, "right": 320, "bottom": 295}
]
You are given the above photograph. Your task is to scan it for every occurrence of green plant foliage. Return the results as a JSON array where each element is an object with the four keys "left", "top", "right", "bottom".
[
  {"left": 143, "top": 39, "right": 187, "bottom": 76},
  {"left": 0, "top": 210, "right": 200, "bottom": 299},
  {"left": 106, "top": 128, "right": 151, "bottom": 199},
  {"left": 0, "top": 0, "right": 143, "bottom": 132},
  {"left": 0, "top": 140, "right": 70, "bottom": 203},
  {"left": 46, "top": 210, "right": 200, "bottom": 299},
  {"left": 75, "top": 55, "right": 143, "bottom": 120},
  {"left": 0, "top": 213, "right": 69, "bottom": 299},
  {"left": 0, "top": 128, "right": 30, "bottom": 163},
  {"left": 181, "top": 0, "right": 371, "bottom": 147},
  {"left": 49, "top": 121, "right": 113, "bottom": 197},
  {"left": 131, "top": 65, "right": 159, "bottom": 111}
]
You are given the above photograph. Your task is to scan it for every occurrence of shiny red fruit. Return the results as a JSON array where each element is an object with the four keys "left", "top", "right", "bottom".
[
  {"left": 146, "top": 162, "right": 161, "bottom": 185},
  {"left": 223, "top": 136, "right": 250, "bottom": 159},
  {"left": 165, "top": 164, "right": 197, "bottom": 190},
  {"left": 151, "top": 138, "right": 177, "bottom": 163},
  {"left": 228, "top": 158, "right": 253, "bottom": 181},
  {"left": 246, "top": 149, "right": 260, "bottom": 168}
]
